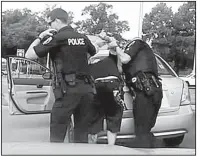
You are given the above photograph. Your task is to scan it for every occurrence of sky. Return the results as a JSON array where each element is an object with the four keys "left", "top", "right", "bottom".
[{"left": 1, "top": 1, "right": 185, "bottom": 39}]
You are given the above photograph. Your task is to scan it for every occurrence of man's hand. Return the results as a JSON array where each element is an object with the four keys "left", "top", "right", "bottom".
[
  {"left": 98, "top": 30, "right": 107, "bottom": 39},
  {"left": 39, "top": 29, "right": 57, "bottom": 40}
]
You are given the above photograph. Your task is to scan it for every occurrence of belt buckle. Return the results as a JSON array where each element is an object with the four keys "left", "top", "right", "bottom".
[
  {"left": 68, "top": 81, "right": 76, "bottom": 86},
  {"left": 65, "top": 74, "right": 76, "bottom": 86}
]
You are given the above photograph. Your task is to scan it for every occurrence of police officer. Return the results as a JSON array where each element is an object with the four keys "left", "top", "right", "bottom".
[
  {"left": 25, "top": 8, "right": 96, "bottom": 143},
  {"left": 88, "top": 31, "right": 123, "bottom": 145},
  {"left": 115, "top": 38, "right": 163, "bottom": 148}
]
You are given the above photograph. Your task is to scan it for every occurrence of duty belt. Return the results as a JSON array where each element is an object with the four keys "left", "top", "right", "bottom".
[{"left": 64, "top": 73, "right": 92, "bottom": 86}]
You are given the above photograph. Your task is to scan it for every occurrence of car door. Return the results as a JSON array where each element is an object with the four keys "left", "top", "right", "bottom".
[{"left": 6, "top": 56, "right": 55, "bottom": 115}]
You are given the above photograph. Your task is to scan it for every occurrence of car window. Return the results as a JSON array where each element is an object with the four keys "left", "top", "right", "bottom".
[
  {"left": 10, "top": 58, "right": 49, "bottom": 79},
  {"left": 156, "top": 57, "right": 176, "bottom": 77}
]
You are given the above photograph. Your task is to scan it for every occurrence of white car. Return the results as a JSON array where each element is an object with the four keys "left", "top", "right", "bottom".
[
  {"left": 5, "top": 51, "right": 194, "bottom": 147},
  {"left": 3, "top": 35, "right": 194, "bottom": 148},
  {"left": 180, "top": 73, "right": 195, "bottom": 87}
]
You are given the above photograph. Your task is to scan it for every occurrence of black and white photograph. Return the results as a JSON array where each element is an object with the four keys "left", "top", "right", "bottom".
[{"left": 1, "top": 1, "right": 196, "bottom": 155}]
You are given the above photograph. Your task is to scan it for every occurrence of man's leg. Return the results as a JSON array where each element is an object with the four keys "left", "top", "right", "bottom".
[
  {"left": 102, "top": 85, "right": 123, "bottom": 145},
  {"left": 87, "top": 94, "right": 104, "bottom": 144},
  {"left": 106, "top": 103, "right": 123, "bottom": 145}
]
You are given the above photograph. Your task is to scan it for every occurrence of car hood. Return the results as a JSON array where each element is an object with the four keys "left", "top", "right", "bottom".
[{"left": 2, "top": 142, "right": 195, "bottom": 155}]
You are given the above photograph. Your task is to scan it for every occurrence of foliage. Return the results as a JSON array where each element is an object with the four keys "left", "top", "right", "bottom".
[
  {"left": 142, "top": 2, "right": 195, "bottom": 73},
  {"left": 2, "top": 6, "right": 74, "bottom": 57},
  {"left": 2, "top": 9, "right": 47, "bottom": 56},
  {"left": 75, "top": 2, "right": 130, "bottom": 44}
]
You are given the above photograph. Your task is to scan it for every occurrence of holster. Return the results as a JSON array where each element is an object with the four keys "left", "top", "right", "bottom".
[
  {"left": 57, "top": 72, "right": 67, "bottom": 94},
  {"left": 133, "top": 71, "right": 161, "bottom": 96},
  {"left": 52, "top": 59, "right": 67, "bottom": 96}
]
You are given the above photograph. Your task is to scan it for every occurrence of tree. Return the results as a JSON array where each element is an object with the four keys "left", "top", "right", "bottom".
[
  {"left": 142, "top": 3, "right": 174, "bottom": 60},
  {"left": 75, "top": 2, "right": 130, "bottom": 44},
  {"left": 1, "top": 6, "right": 75, "bottom": 58},
  {"left": 142, "top": 2, "right": 196, "bottom": 74},
  {"left": 2, "top": 9, "right": 48, "bottom": 57},
  {"left": 171, "top": 2, "right": 195, "bottom": 70}
]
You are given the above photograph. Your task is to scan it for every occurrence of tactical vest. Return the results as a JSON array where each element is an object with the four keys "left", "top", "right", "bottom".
[
  {"left": 123, "top": 40, "right": 158, "bottom": 81},
  {"left": 49, "top": 27, "right": 93, "bottom": 75}
]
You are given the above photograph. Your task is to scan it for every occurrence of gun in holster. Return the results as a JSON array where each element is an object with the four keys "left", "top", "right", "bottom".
[
  {"left": 133, "top": 71, "right": 151, "bottom": 95},
  {"left": 53, "top": 60, "right": 67, "bottom": 94},
  {"left": 135, "top": 71, "right": 161, "bottom": 96}
]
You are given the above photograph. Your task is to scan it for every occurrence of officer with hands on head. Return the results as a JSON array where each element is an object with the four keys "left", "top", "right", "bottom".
[{"left": 25, "top": 8, "right": 97, "bottom": 143}]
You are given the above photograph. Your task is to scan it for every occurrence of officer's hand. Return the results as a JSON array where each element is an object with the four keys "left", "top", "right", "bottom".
[
  {"left": 109, "top": 49, "right": 117, "bottom": 55},
  {"left": 39, "top": 29, "right": 57, "bottom": 40},
  {"left": 88, "top": 57, "right": 100, "bottom": 64}
]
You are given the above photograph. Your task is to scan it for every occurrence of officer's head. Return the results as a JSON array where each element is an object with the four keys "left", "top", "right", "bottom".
[{"left": 46, "top": 8, "right": 68, "bottom": 30}]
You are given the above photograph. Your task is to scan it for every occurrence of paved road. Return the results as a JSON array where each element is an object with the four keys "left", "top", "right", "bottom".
[{"left": 2, "top": 105, "right": 195, "bottom": 148}]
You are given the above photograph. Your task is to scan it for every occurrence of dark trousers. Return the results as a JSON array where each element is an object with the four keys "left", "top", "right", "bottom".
[
  {"left": 133, "top": 88, "right": 162, "bottom": 148},
  {"left": 89, "top": 82, "right": 123, "bottom": 134},
  {"left": 50, "top": 80, "right": 95, "bottom": 143}
]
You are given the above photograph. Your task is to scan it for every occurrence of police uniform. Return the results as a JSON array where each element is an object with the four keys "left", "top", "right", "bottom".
[
  {"left": 89, "top": 54, "right": 123, "bottom": 135},
  {"left": 123, "top": 39, "right": 163, "bottom": 148},
  {"left": 34, "top": 26, "right": 96, "bottom": 143}
]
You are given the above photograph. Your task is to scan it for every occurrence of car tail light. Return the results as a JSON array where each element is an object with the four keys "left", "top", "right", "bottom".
[{"left": 180, "top": 81, "right": 191, "bottom": 106}]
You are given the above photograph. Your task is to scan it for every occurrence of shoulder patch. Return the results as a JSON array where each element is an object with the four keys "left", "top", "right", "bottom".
[
  {"left": 42, "top": 37, "right": 53, "bottom": 45},
  {"left": 126, "top": 40, "right": 136, "bottom": 51}
]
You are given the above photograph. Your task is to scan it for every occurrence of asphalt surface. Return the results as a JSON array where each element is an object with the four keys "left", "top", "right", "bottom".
[{"left": 2, "top": 142, "right": 195, "bottom": 155}]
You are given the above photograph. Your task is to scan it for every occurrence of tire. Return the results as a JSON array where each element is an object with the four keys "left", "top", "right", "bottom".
[{"left": 163, "top": 135, "right": 185, "bottom": 147}]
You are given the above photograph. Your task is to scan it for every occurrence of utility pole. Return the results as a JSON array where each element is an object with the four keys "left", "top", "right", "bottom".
[{"left": 138, "top": 2, "right": 143, "bottom": 38}]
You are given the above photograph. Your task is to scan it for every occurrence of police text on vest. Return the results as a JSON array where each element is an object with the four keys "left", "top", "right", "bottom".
[{"left": 68, "top": 38, "right": 85, "bottom": 45}]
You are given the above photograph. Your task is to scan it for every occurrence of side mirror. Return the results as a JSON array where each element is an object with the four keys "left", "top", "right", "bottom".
[{"left": 42, "top": 71, "right": 52, "bottom": 79}]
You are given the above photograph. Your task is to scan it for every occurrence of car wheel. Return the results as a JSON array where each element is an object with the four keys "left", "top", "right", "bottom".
[{"left": 163, "top": 135, "right": 185, "bottom": 147}]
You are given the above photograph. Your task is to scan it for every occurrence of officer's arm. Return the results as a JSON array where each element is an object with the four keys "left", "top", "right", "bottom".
[
  {"left": 125, "top": 40, "right": 142, "bottom": 59},
  {"left": 25, "top": 39, "right": 41, "bottom": 59},
  {"left": 26, "top": 29, "right": 57, "bottom": 59},
  {"left": 116, "top": 47, "right": 131, "bottom": 64}
]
